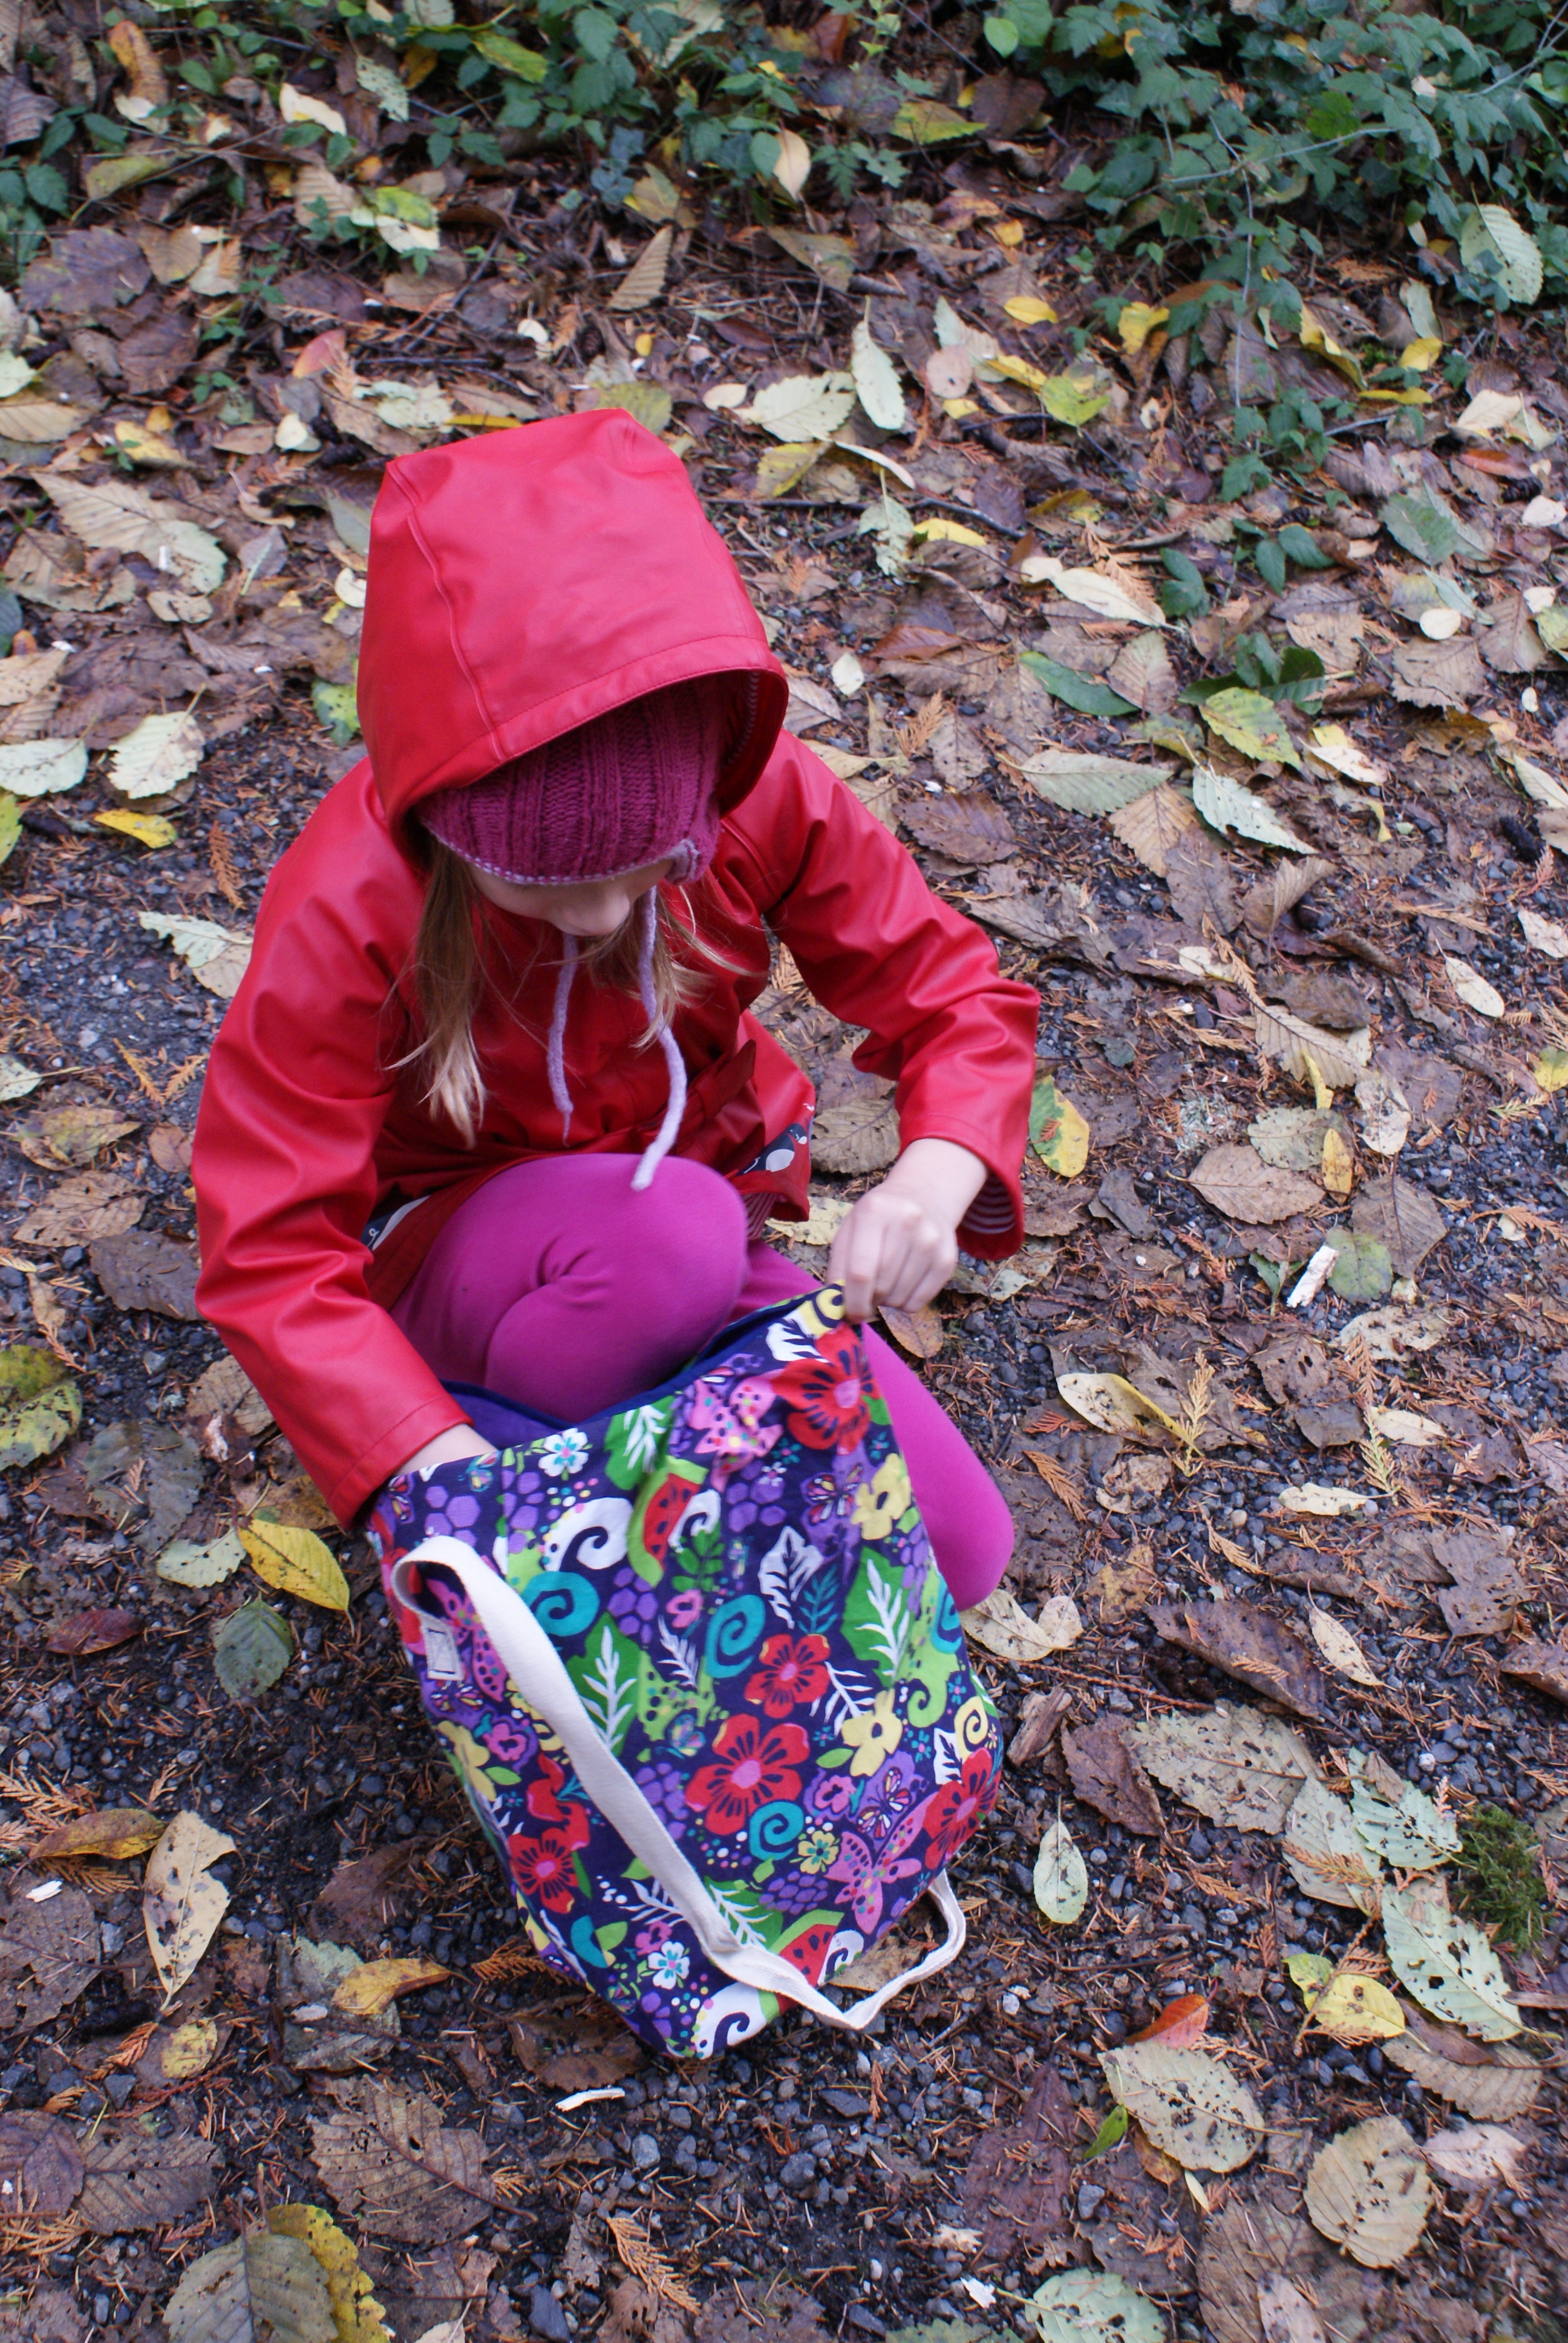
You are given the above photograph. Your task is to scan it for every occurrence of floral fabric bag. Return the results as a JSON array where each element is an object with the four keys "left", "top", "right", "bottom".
[{"left": 367, "top": 1285, "right": 1002, "bottom": 2059}]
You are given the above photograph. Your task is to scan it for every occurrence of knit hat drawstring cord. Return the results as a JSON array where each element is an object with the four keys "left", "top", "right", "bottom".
[
  {"left": 546, "top": 932, "right": 578, "bottom": 1132},
  {"left": 542, "top": 894, "right": 685, "bottom": 1190},
  {"left": 632, "top": 888, "right": 687, "bottom": 1190}
]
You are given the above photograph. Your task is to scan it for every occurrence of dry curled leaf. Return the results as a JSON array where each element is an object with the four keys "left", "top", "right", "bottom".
[
  {"left": 1150, "top": 1599, "right": 1328, "bottom": 1719},
  {"left": 1380, "top": 2007, "right": 1541, "bottom": 2120},
  {"left": 1099, "top": 2043, "right": 1265, "bottom": 2173},
  {"left": 1304, "top": 2117, "right": 1433, "bottom": 2267},
  {"left": 960, "top": 1587, "right": 1082, "bottom": 1663},
  {"left": 0, "top": 2112, "right": 83, "bottom": 2218},
  {"left": 74, "top": 2126, "right": 221, "bottom": 2232},
  {"left": 143, "top": 1811, "right": 235, "bottom": 2009},
  {"left": 1061, "top": 1714, "right": 1162, "bottom": 1836},
  {"left": 1281, "top": 1777, "right": 1382, "bottom": 1914},
  {"left": 1190, "top": 1143, "right": 1322, "bottom": 1224},
  {"left": 309, "top": 2083, "right": 498, "bottom": 2242},
  {"left": 1422, "top": 2122, "right": 1527, "bottom": 2191},
  {"left": 1125, "top": 1703, "right": 1319, "bottom": 1833}
]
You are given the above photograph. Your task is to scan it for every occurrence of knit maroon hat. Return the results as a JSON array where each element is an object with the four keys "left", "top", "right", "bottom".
[{"left": 419, "top": 678, "right": 732, "bottom": 886}]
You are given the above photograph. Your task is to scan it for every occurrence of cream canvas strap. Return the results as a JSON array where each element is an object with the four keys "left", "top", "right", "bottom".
[{"left": 391, "top": 1536, "right": 966, "bottom": 2031}]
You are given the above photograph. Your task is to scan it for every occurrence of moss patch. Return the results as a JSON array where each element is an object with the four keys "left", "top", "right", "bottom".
[{"left": 1453, "top": 1805, "right": 1549, "bottom": 1954}]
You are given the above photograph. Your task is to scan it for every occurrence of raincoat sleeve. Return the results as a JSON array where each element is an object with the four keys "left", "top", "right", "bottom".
[
  {"left": 724, "top": 738, "right": 1040, "bottom": 1256},
  {"left": 193, "top": 864, "right": 472, "bottom": 1527}
]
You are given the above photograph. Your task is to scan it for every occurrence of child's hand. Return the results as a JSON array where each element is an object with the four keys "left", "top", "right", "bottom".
[
  {"left": 394, "top": 1426, "right": 497, "bottom": 1478},
  {"left": 826, "top": 1138, "right": 987, "bottom": 1322}
]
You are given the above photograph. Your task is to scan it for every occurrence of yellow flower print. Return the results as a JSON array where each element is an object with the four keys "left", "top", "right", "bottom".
[
  {"left": 841, "top": 1689, "right": 904, "bottom": 1777},
  {"left": 439, "top": 1722, "right": 505, "bottom": 1813},
  {"left": 852, "top": 1454, "right": 912, "bottom": 1542},
  {"left": 797, "top": 1826, "right": 840, "bottom": 1873}
]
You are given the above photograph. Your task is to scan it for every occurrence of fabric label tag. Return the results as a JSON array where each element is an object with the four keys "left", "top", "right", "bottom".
[{"left": 421, "top": 1619, "right": 463, "bottom": 1682}]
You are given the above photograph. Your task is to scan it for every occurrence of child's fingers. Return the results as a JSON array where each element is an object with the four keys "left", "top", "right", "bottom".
[
  {"left": 881, "top": 1225, "right": 954, "bottom": 1312},
  {"left": 828, "top": 1201, "right": 891, "bottom": 1319}
]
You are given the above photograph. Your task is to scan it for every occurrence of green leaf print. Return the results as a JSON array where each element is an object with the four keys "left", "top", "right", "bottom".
[{"left": 604, "top": 1399, "right": 674, "bottom": 1489}]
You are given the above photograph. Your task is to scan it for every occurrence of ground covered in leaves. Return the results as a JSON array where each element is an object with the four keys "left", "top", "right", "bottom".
[{"left": 5, "top": 15, "right": 1568, "bottom": 2343}]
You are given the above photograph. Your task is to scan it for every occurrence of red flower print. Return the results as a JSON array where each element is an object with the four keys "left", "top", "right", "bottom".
[
  {"left": 766, "top": 1325, "right": 871, "bottom": 1453},
  {"left": 687, "top": 1714, "right": 809, "bottom": 1837},
  {"left": 508, "top": 1825, "right": 586, "bottom": 1913},
  {"left": 745, "top": 1633, "right": 830, "bottom": 1719},
  {"left": 526, "top": 1749, "right": 581, "bottom": 1830},
  {"left": 921, "top": 1749, "right": 998, "bottom": 1867}
]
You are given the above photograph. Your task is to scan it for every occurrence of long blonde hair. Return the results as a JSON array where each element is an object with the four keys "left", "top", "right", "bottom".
[{"left": 401, "top": 838, "right": 731, "bottom": 1143}]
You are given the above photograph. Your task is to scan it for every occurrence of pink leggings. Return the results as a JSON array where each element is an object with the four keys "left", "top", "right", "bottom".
[{"left": 390, "top": 1154, "right": 1012, "bottom": 1608}]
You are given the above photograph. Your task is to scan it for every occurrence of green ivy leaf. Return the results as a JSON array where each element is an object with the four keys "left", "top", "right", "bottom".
[
  {"left": 1279, "top": 523, "right": 1334, "bottom": 569},
  {"left": 1221, "top": 453, "right": 1272, "bottom": 502},
  {"left": 1255, "top": 537, "right": 1287, "bottom": 592},
  {"left": 1158, "top": 548, "right": 1209, "bottom": 619}
]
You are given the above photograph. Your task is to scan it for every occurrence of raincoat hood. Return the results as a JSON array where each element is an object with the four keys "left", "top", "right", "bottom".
[{"left": 358, "top": 408, "right": 788, "bottom": 857}]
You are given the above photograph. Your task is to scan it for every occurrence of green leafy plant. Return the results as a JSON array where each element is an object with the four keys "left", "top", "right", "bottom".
[
  {"left": 1453, "top": 1804, "right": 1550, "bottom": 1953},
  {"left": 985, "top": 1, "right": 1568, "bottom": 299}
]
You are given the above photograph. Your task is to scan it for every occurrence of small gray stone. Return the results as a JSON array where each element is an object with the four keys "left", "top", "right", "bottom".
[
  {"left": 529, "top": 2286, "right": 572, "bottom": 2342},
  {"left": 1077, "top": 2183, "right": 1106, "bottom": 2220},
  {"left": 780, "top": 2151, "right": 818, "bottom": 2193},
  {"left": 630, "top": 2132, "right": 660, "bottom": 2172}
]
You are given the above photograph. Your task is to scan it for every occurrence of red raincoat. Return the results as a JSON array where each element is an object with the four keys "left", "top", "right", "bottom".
[{"left": 194, "top": 413, "right": 1039, "bottom": 1524}]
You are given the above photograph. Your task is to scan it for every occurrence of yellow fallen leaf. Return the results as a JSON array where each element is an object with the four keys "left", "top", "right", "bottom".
[
  {"left": 1310, "top": 1974, "right": 1406, "bottom": 2046},
  {"left": 912, "top": 516, "right": 989, "bottom": 547},
  {"left": 1534, "top": 1046, "right": 1568, "bottom": 1093},
  {"left": 1322, "top": 1127, "right": 1354, "bottom": 1199},
  {"left": 1309, "top": 724, "right": 1389, "bottom": 790},
  {"left": 1004, "top": 295, "right": 1057, "bottom": 325},
  {"left": 1057, "top": 1371, "right": 1181, "bottom": 1441},
  {"left": 1030, "top": 1073, "right": 1091, "bottom": 1178},
  {"left": 113, "top": 418, "right": 188, "bottom": 468},
  {"left": 34, "top": 1806, "right": 165, "bottom": 1860},
  {"left": 754, "top": 439, "right": 829, "bottom": 499},
  {"left": 238, "top": 1518, "right": 350, "bottom": 1611},
  {"left": 1298, "top": 305, "right": 1367, "bottom": 392},
  {"left": 1118, "top": 301, "right": 1170, "bottom": 354},
  {"left": 157, "top": 2016, "right": 221, "bottom": 2079},
  {"left": 1400, "top": 338, "right": 1442, "bottom": 370},
  {"left": 268, "top": 2205, "right": 393, "bottom": 2342},
  {"left": 987, "top": 351, "right": 1053, "bottom": 395},
  {"left": 330, "top": 1955, "right": 449, "bottom": 2017},
  {"left": 96, "top": 808, "right": 177, "bottom": 850}
]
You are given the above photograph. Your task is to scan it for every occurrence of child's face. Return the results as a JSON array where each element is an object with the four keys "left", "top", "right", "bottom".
[{"left": 466, "top": 857, "right": 674, "bottom": 939}]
